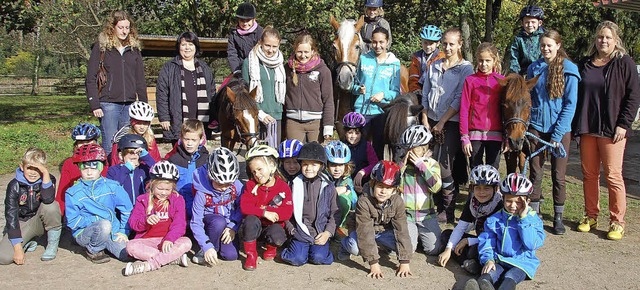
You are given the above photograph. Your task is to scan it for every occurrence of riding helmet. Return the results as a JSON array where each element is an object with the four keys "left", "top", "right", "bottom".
[
  {"left": 208, "top": 147, "right": 239, "bottom": 184},
  {"left": 370, "top": 160, "right": 401, "bottom": 187},
  {"left": 500, "top": 173, "right": 533, "bottom": 196},
  {"left": 420, "top": 25, "right": 442, "bottom": 41},
  {"left": 129, "top": 101, "right": 154, "bottom": 122},
  {"left": 519, "top": 5, "right": 544, "bottom": 20},
  {"left": 469, "top": 165, "right": 500, "bottom": 186},
  {"left": 365, "top": 0, "right": 383, "bottom": 8},
  {"left": 72, "top": 123, "right": 101, "bottom": 141},
  {"left": 150, "top": 161, "right": 180, "bottom": 181},
  {"left": 117, "top": 134, "right": 148, "bottom": 151},
  {"left": 279, "top": 139, "right": 304, "bottom": 158},
  {"left": 400, "top": 125, "right": 432, "bottom": 149},
  {"left": 325, "top": 140, "right": 351, "bottom": 164},
  {"left": 297, "top": 142, "right": 328, "bottom": 165},
  {"left": 73, "top": 144, "right": 107, "bottom": 163},
  {"left": 236, "top": 2, "right": 256, "bottom": 19}
]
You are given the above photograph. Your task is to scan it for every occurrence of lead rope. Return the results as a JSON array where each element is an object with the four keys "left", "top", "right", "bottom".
[
  {"left": 522, "top": 131, "right": 567, "bottom": 176},
  {"left": 265, "top": 121, "right": 277, "bottom": 148}
]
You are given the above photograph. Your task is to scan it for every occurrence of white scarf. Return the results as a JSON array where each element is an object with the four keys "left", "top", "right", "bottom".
[{"left": 248, "top": 45, "right": 286, "bottom": 104}]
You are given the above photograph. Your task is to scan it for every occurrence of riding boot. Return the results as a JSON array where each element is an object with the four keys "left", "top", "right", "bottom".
[
  {"left": 529, "top": 201, "right": 540, "bottom": 214},
  {"left": 263, "top": 244, "right": 278, "bottom": 261},
  {"left": 477, "top": 274, "right": 495, "bottom": 290},
  {"left": 41, "top": 228, "right": 61, "bottom": 261},
  {"left": 552, "top": 206, "right": 566, "bottom": 235},
  {"left": 243, "top": 240, "right": 258, "bottom": 271},
  {"left": 497, "top": 278, "right": 517, "bottom": 290}
]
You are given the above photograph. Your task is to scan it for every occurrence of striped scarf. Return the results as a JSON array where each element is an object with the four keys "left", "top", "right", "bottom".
[{"left": 180, "top": 61, "right": 209, "bottom": 123}]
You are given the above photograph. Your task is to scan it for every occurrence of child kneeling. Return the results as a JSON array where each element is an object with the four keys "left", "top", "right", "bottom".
[
  {"left": 464, "top": 173, "right": 545, "bottom": 290},
  {"left": 281, "top": 142, "right": 339, "bottom": 266},
  {"left": 339, "top": 161, "right": 412, "bottom": 278},
  {"left": 124, "top": 161, "right": 191, "bottom": 276}
]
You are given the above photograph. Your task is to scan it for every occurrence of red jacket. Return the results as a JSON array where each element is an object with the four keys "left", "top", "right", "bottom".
[
  {"left": 240, "top": 177, "right": 293, "bottom": 227},
  {"left": 56, "top": 157, "right": 108, "bottom": 215}
]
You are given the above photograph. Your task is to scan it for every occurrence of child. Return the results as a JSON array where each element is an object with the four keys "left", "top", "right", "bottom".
[
  {"left": 0, "top": 148, "right": 62, "bottom": 264},
  {"left": 438, "top": 165, "right": 502, "bottom": 275},
  {"left": 508, "top": 5, "right": 545, "bottom": 75},
  {"left": 464, "top": 173, "right": 545, "bottom": 290},
  {"left": 191, "top": 147, "right": 244, "bottom": 265},
  {"left": 227, "top": 2, "right": 264, "bottom": 74},
  {"left": 339, "top": 161, "right": 413, "bottom": 279},
  {"left": 409, "top": 24, "right": 445, "bottom": 94},
  {"left": 110, "top": 101, "right": 161, "bottom": 165},
  {"left": 167, "top": 119, "right": 210, "bottom": 221},
  {"left": 240, "top": 145, "right": 293, "bottom": 270},
  {"left": 57, "top": 123, "right": 106, "bottom": 215},
  {"left": 124, "top": 161, "right": 191, "bottom": 276},
  {"left": 342, "top": 112, "right": 378, "bottom": 194},
  {"left": 280, "top": 142, "right": 339, "bottom": 266},
  {"left": 459, "top": 42, "right": 504, "bottom": 169},
  {"left": 324, "top": 140, "right": 356, "bottom": 238},
  {"left": 106, "top": 134, "right": 156, "bottom": 205},
  {"left": 398, "top": 125, "right": 442, "bottom": 255},
  {"left": 278, "top": 139, "right": 303, "bottom": 183},
  {"left": 360, "top": 0, "right": 391, "bottom": 55},
  {"left": 65, "top": 144, "right": 133, "bottom": 263}
]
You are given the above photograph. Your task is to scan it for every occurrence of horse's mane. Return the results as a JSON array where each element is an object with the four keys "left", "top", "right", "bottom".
[
  {"left": 384, "top": 93, "right": 419, "bottom": 144},
  {"left": 502, "top": 73, "right": 528, "bottom": 103},
  {"left": 221, "top": 76, "right": 259, "bottom": 112}
]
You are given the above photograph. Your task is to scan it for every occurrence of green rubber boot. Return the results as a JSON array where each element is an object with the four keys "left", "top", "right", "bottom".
[{"left": 41, "top": 228, "right": 61, "bottom": 261}]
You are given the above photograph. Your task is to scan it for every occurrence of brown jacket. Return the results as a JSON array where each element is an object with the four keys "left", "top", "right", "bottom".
[
  {"left": 284, "top": 59, "right": 335, "bottom": 130},
  {"left": 355, "top": 186, "right": 412, "bottom": 265}
]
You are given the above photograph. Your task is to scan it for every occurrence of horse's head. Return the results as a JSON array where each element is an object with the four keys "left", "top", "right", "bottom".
[
  {"left": 382, "top": 93, "right": 424, "bottom": 162},
  {"left": 330, "top": 15, "right": 365, "bottom": 91},
  {"left": 498, "top": 74, "right": 539, "bottom": 151},
  {"left": 225, "top": 85, "right": 260, "bottom": 148}
]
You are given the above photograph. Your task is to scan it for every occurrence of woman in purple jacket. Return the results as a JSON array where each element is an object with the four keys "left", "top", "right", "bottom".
[{"left": 123, "top": 161, "right": 191, "bottom": 276}]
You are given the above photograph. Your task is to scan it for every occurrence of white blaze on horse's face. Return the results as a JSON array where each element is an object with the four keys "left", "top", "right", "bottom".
[
  {"left": 335, "top": 19, "right": 360, "bottom": 91},
  {"left": 242, "top": 109, "right": 258, "bottom": 146}
]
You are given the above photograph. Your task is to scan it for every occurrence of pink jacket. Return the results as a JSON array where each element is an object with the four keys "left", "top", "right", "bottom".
[
  {"left": 459, "top": 72, "right": 504, "bottom": 145},
  {"left": 129, "top": 192, "right": 187, "bottom": 243}
]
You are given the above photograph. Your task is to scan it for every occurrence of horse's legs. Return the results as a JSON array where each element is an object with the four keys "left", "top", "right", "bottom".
[
  {"left": 504, "top": 152, "right": 519, "bottom": 174},
  {"left": 335, "top": 90, "right": 353, "bottom": 140}
]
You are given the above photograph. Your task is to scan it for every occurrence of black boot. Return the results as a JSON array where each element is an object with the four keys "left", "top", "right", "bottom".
[
  {"left": 478, "top": 274, "right": 495, "bottom": 290},
  {"left": 553, "top": 206, "right": 566, "bottom": 235},
  {"left": 463, "top": 278, "right": 480, "bottom": 290},
  {"left": 497, "top": 278, "right": 517, "bottom": 290}
]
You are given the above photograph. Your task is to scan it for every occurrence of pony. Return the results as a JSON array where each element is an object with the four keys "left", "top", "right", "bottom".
[
  {"left": 497, "top": 73, "right": 539, "bottom": 173},
  {"left": 214, "top": 74, "right": 261, "bottom": 150},
  {"left": 329, "top": 15, "right": 409, "bottom": 139},
  {"left": 381, "top": 92, "right": 423, "bottom": 163}
]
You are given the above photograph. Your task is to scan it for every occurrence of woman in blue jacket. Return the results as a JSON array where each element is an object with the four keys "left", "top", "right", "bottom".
[
  {"left": 352, "top": 26, "right": 400, "bottom": 160},
  {"left": 526, "top": 30, "right": 580, "bottom": 235}
]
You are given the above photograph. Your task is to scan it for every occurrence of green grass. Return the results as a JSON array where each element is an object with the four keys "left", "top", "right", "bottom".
[{"left": 0, "top": 95, "right": 97, "bottom": 174}]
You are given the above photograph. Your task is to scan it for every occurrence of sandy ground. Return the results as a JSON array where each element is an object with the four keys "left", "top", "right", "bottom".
[{"left": 0, "top": 139, "right": 639, "bottom": 289}]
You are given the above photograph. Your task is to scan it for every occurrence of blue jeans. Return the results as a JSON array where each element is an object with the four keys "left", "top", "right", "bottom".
[
  {"left": 280, "top": 238, "right": 333, "bottom": 266},
  {"left": 75, "top": 220, "right": 129, "bottom": 261},
  {"left": 341, "top": 229, "right": 397, "bottom": 256},
  {"left": 99, "top": 102, "right": 131, "bottom": 156},
  {"left": 487, "top": 263, "right": 527, "bottom": 286}
]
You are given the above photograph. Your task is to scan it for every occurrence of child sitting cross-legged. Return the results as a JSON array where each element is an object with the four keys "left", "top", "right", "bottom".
[
  {"left": 280, "top": 142, "right": 339, "bottom": 266},
  {"left": 123, "top": 161, "right": 191, "bottom": 276},
  {"left": 339, "top": 161, "right": 413, "bottom": 279},
  {"left": 463, "top": 173, "right": 545, "bottom": 290}
]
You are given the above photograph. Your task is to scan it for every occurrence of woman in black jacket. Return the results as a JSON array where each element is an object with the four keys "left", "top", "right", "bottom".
[
  {"left": 85, "top": 10, "right": 147, "bottom": 158},
  {"left": 574, "top": 21, "right": 640, "bottom": 240}
]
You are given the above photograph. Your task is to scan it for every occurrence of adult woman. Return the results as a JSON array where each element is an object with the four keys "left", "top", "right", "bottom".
[
  {"left": 420, "top": 28, "right": 474, "bottom": 224},
  {"left": 526, "top": 30, "right": 580, "bottom": 235},
  {"left": 86, "top": 10, "right": 147, "bottom": 158},
  {"left": 574, "top": 21, "right": 640, "bottom": 240},
  {"left": 156, "top": 32, "right": 216, "bottom": 143},
  {"left": 285, "top": 33, "right": 334, "bottom": 143},
  {"left": 352, "top": 27, "right": 400, "bottom": 159},
  {"left": 242, "top": 26, "right": 286, "bottom": 144}
]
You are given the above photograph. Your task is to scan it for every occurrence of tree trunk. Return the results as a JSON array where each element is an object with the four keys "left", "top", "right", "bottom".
[
  {"left": 485, "top": 0, "right": 493, "bottom": 42},
  {"left": 31, "top": 24, "right": 41, "bottom": 96},
  {"left": 460, "top": 9, "right": 473, "bottom": 62}
]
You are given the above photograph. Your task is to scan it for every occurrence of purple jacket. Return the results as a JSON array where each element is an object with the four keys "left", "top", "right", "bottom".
[
  {"left": 106, "top": 152, "right": 156, "bottom": 205},
  {"left": 191, "top": 165, "right": 244, "bottom": 253},
  {"left": 129, "top": 192, "right": 187, "bottom": 243}
]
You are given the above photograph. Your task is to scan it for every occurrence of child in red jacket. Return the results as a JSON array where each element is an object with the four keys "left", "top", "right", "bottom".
[{"left": 240, "top": 145, "right": 293, "bottom": 271}]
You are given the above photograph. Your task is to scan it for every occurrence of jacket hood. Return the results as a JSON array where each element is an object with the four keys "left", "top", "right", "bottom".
[
  {"left": 15, "top": 167, "right": 42, "bottom": 186},
  {"left": 364, "top": 51, "right": 400, "bottom": 65},
  {"left": 530, "top": 58, "right": 580, "bottom": 79}
]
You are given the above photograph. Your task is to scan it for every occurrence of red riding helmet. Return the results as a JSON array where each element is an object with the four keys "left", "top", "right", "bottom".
[
  {"left": 370, "top": 160, "right": 401, "bottom": 187},
  {"left": 73, "top": 143, "right": 107, "bottom": 163}
]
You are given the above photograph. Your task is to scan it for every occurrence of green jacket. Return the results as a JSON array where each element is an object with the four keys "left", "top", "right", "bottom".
[
  {"left": 508, "top": 27, "right": 544, "bottom": 75},
  {"left": 242, "top": 58, "right": 284, "bottom": 120}
]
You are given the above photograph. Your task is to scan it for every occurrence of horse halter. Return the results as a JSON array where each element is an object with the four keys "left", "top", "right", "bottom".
[
  {"left": 503, "top": 117, "right": 529, "bottom": 129},
  {"left": 231, "top": 110, "right": 259, "bottom": 148}
]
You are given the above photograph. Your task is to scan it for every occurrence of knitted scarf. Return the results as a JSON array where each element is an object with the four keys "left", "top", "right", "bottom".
[
  {"left": 287, "top": 54, "right": 322, "bottom": 86},
  {"left": 180, "top": 60, "right": 209, "bottom": 123},
  {"left": 237, "top": 21, "right": 258, "bottom": 36},
  {"left": 248, "top": 45, "right": 286, "bottom": 104},
  {"left": 468, "top": 191, "right": 502, "bottom": 219}
]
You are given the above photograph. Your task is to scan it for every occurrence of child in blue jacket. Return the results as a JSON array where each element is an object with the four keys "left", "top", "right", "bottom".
[
  {"left": 106, "top": 134, "right": 156, "bottom": 205},
  {"left": 464, "top": 173, "right": 545, "bottom": 290}
]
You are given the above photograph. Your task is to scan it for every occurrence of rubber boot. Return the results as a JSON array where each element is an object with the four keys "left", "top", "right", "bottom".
[
  {"left": 263, "top": 244, "right": 278, "bottom": 261},
  {"left": 497, "top": 278, "right": 517, "bottom": 290},
  {"left": 477, "top": 274, "right": 495, "bottom": 290},
  {"left": 463, "top": 278, "right": 480, "bottom": 290},
  {"left": 553, "top": 211, "right": 566, "bottom": 235},
  {"left": 243, "top": 240, "right": 258, "bottom": 271},
  {"left": 41, "top": 228, "right": 61, "bottom": 261}
]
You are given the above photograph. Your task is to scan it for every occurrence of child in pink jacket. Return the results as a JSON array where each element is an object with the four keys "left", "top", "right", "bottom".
[{"left": 459, "top": 42, "right": 504, "bottom": 169}]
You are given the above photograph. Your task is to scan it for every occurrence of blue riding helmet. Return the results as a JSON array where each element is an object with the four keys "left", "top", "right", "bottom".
[
  {"left": 420, "top": 25, "right": 442, "bottom": 41},
  {"left": 279, "top": 139, "right": 304, "bottom": 158},
  {"left": 72, "top": 123, "right": 101, "bottom": 141},
  {"left": 325, "top": 140, "right": 352, "bottom": 164},
  {"left": 365, "top": 0, "right": 383, "bottom": 8}
]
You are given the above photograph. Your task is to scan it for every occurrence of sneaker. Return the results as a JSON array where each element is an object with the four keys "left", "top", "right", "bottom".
[
  {"left": 85, "top": 250, "right": 111, "bottom": 264},
  {"left": 577, "top": 216, "right": 597, "bottom": 232},
  {"left": 23, "top": 241, "right": 38, "bottom": 253},
  {"left": 337, "top": 247, "right": 351, "bottom": 261},
  {"left": 168, "top": 253, "right": 189, "bottom": 267},
  {"left": 124, "top": 261, "right": 150, "bottom": 276},
  {"left": 192, "top": 250, "right": 205, "bottom": 265},
  {"left": 462, "top": 259, "right": 481, "bottom": 275},
  {"left": 607, "top": 222, "right": 624, "bottom": 241}
]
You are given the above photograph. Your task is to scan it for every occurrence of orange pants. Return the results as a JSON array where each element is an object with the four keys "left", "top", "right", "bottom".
[{"left": 579, "top": 135, "right": 627, "bottom": 226}]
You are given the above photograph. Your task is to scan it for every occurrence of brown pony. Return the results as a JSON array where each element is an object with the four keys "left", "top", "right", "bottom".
[
  {"left": 497, "top": 73, "right": 539, "bottom": 173},
  {"left": 329, "top": 15, "right": 409, "bottom": 139},
  {"left": 215, "top": 74, "right": 260, "bottom": 150}
]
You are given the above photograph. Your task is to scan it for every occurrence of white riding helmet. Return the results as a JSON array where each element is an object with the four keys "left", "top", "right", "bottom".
[
  {"left": 500, "top": 173, "right": 533, "bottom": 196},
  {"left": 129, "top": 101, "right": 154, "bottom": 122},
  {"left": 470, "top": 165, "right": 500, "bottom": 186},
  {"left": 150, "top": 161, "right": 180, "bottom": 181},
  {"left": 400, "top": 125, "right": 433, "bottom": 149},
  {"left": 208, "top": 147, "right": 239, "bottom": 184}
]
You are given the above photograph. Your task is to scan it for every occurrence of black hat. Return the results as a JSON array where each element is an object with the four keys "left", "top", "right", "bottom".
[
  {"left": 236, "top": 3, "right": 256, "bottom": 19},
  {"left": 118, "top": 134, "right": 147, "bottom": 151},
  {"left": 297, "top": 142, "right": 327, "bottom": 165}
]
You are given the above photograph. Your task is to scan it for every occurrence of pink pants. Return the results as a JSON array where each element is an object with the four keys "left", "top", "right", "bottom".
[
  {"left": 580, "top": 135, "right": 627, "bottom": 226},
  {"left": 126, "top": 237, "right": 192, "bottom": 270}
]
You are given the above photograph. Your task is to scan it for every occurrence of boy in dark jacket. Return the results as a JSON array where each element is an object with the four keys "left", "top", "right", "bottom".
[
  {"left": 0, "top": 148, "right": 61, "bottom": 264},
  {"left": 280, "top": 142, "right": 339, "bottom": 266},
  {"left": 106, "top": 134, "right": 156, "bottom": 205},
  {"left": 227, "top": 2, "right": 263, "bottom": 74},
  {"left": 508, "top": 5, "right": 545, "bottom": 75}
]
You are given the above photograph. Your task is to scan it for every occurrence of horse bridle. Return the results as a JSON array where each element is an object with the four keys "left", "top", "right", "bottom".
[
  {"left": 503, "top": 117, "right": 529, "bottom": 128},
  {"left": 230, "top": 108, "right": 259, "bottom": 148}
]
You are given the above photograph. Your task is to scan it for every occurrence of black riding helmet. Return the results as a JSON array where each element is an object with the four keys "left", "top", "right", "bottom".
[
  {"left": 117, "top": 134, "right": 148, "bottom": 151},
  {"left": 297, "top": 142, "right": 327, "bottom": 166},
  {"left": 236, "top": 2, "right": 256, "bottom": 19}
]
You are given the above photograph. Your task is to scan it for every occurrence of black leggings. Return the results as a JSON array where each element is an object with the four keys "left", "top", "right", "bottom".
[
  {"left": 240, "top": 215, "right": 287, "bottom": 246},
  {"left": 469, "top": 140, "right": 502, "bottom": 169},
  {"left": 440, "top": 229, "right": 479, "bottom": 265}
]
